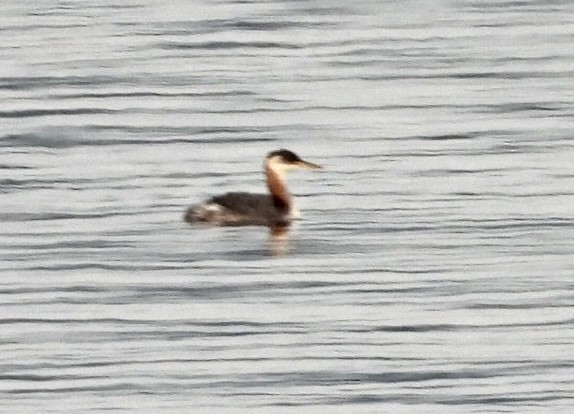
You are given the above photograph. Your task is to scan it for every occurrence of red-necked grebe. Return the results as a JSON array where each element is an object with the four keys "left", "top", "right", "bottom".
[{"left": 184, "top": 149, "right": 321, "bottom": 229}]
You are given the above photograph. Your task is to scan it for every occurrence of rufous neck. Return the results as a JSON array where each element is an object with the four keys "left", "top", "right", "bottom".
[{"left": 266, "top": 165, "right": 292, "bottom": 213}]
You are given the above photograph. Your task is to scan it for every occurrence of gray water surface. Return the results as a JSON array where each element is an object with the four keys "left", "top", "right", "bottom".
[{"left": 1, "top": 1, "right": 573, "bottom": 413}]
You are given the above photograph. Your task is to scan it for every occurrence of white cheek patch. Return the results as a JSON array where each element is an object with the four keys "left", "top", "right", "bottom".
[{"left": 267, "top": 156, "right": 294, "bottom": 173}]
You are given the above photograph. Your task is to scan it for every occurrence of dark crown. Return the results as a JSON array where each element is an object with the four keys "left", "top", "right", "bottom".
[{"left": 267, "top": 149, "right": 301, "bottom": 163}]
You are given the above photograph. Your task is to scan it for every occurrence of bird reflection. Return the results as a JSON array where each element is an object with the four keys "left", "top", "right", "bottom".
[{"left": 269, "top": 224, "right": 292, "bottom": 256}]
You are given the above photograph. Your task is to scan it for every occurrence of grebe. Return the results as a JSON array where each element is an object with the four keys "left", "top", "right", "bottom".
[{"left": 184, "top": 149, "right": 321, "bottom": 229}]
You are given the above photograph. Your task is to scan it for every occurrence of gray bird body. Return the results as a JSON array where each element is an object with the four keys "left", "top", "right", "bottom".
[{"left": 184, "top": 192, "right": 289, "bottom": 227}]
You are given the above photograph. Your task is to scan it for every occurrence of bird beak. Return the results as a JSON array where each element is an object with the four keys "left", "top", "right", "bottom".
[{"left": 296, "top": 160, "right": 322, "bottom": 170}]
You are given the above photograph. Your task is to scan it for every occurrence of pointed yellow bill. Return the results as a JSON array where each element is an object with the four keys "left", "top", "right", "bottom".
[{"left": 295, "top": 160, "right": 322, "bottom": 170}]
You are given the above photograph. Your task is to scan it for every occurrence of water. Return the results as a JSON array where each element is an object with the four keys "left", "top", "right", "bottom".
[{"left": 1, "top": 0, "right": 573, "bottom": 412}]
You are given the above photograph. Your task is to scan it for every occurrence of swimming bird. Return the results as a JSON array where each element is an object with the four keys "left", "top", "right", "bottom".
[{"left": 184, "top": 149, "right": 321, "bottom": 229}]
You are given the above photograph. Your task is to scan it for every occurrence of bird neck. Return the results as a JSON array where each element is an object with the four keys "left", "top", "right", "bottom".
[{"left": 265, "top": 165, "right": 292, "bottom": 214}]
